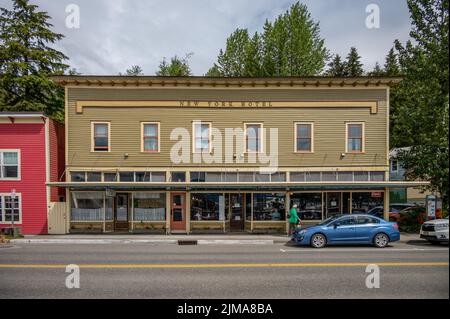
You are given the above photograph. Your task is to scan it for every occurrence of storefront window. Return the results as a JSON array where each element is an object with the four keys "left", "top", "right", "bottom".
[
  {"left": 191, "top": 193, "right": 225, "bottom": 221},
  {"left": 133, "top": 192, "right": 166, "bottom": 221},
  {"left": 253, "top": 193, "right": 285, "bottom": 221},
  {"left": 71, "top": 192, "right": 103, "bottom": 220},
  {"left": 352, "top": 192, "right": 384, "bottom": 214},
  {"left": 291, "top": 193, "right": 322, "bottom": 220}
]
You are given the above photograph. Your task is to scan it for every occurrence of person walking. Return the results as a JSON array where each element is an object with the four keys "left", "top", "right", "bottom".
[{"left": 288, "top": 204, "right": 299, "bottom": 235}]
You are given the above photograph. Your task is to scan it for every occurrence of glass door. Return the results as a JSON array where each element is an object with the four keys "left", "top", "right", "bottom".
[
  {"left": 325, "top": 192, "right": 341, "bottom": 218},
  {"left": 170, "top": 193, "right": 186, "bottom": 232},
  {"left": 114, "top": 193, "right": 129, "bottom": 231},
  {"left": 230, "top": 193, "right": 244, "bottom": 231}
]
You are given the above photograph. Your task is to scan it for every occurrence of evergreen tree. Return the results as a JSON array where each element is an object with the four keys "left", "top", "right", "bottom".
[
  {"left": 392, "top": 0, "right": 449, "bottom": 211},
  {"left": 0, "top": 0, "right": 68, "bottom": 120},
  {"left": 343, "top": 47, "right": 364, "bottom": 76},
  {"left": 156, "top": 53, "right": 192, "bottom": 76},
  {"left": 325, "top": 54, "right": 345, "bottom": 76},
  {"left": 384, "top": 48, "right": 400, "bottom": 76},
  {"left": 368, "top": 62, "right": 385, "bottom": 76}
]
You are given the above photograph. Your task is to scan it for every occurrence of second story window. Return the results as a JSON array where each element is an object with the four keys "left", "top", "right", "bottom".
[
  {"left": 245, "top": 123, "right": 263, "bottom": 153},
  {"left": 346, "top": 123, "right": 364, "bottom": 153},
  {"left": 0, "top": 150, "right": 19, "bottom": 179},
  {"left": 92, "top": 122, "right": 110, "bottom": 152},
  {"left": 142, "top": 123, "right": 160, "bottom": 152},
  {"left": 193, "top": 122, "right": 211, "bottom": 153},
  {"left": 295, "top": 123, "right": 313, "bottom": 152}
]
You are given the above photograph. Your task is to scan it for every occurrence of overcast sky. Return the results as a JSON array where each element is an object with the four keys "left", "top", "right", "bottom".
[{"left": 1, "top": 0, "right": 412, "bottom": 75}]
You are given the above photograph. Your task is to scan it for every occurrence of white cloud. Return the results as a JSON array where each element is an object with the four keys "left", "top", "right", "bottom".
[{"left": 4, "top": 0, "right": 412, "bottom": 75}]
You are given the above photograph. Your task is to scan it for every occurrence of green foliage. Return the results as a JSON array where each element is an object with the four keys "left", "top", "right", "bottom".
[
  {"left": 368, "top": 62, "right": 384, "bottom": 76},
  {"left": 156, "top": 53, "right": 192, "bottom": 76},
  {"left": 205, "top": 64, "right": 221, "bottom": 77},
  {"left": 391, "top": 0, "right": 449, "bottom": 211},
  {"left": 120, "top": 65, "right": 143, "bottom": 76},
  {"left": 0, "top": 0, "right": 69, "bottom": 121},
  {"left": 343, "top": 47, "right": 364, "bottom": 76},
  {"left": 210, "top": 2, "right": 328, "bottom": 76},
  {"left": 384, "top": 48, "right": 401, "bottom": 76},
  {"left": 325, "top": 54, "right": 345, "bottom": 76}
]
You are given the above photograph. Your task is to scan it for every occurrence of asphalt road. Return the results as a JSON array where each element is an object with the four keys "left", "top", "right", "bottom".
[{"left": 0, "top": 239, "right": 448, "bottom": 299}]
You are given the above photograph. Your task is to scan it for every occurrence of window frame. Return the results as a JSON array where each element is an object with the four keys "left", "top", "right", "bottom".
[
  {"left": 192, "top": 121, "right": 212, "bottom": 153},
  {"left": 345, "top": 122, "right": 365, "bottom": 153},
  {"left": 244, "top": 123, "right": 264, "bottom": 153},
  {"left": 294, "top": 122, "right": 314, "bottom": 153},
  {"left": 0, "top": 149, "right": 20, "bottom": 180},
  {"left": 91, "top": 122, "right": 111, "bottom": 152},
  {"left": 391, "top": 159, "right": 399, "bottom": 173},
  {"left": 141, "top": 122, "right": 160, "bottom": 153},
  {"left": 0, "top": 193, "right": 22, "bottom": 224}
]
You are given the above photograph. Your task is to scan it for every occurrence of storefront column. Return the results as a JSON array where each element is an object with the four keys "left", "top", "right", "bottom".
[
  {"left": 165, "top": 191, "right": 171, "bottom": 234},
  {"left": 383, "top": 188, "right": 390, "bottom": 221},
  {"left": 186, "top": 191, "right": 191, "bottom": 234},
  {"left": 285, "top": 192, "right": 290, "bottom": 235},
  {"left": 65, "top": 188, "right": 71, "bottom": 234}
]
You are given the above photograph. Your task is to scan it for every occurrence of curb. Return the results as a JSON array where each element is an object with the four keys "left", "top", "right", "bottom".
[
  {"left": 197, "top": 240, "right": 274, "bottom": 245},
  {"left": 10, "top": 239, "right": 178, "bottom": 245},
  {"left": 10, "top": 239, "right": 278, "bottom": 245}
]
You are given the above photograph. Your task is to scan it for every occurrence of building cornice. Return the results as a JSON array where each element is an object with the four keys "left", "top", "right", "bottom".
[{"left": 50, "top": 76, "right": 402, "bottom": 89}]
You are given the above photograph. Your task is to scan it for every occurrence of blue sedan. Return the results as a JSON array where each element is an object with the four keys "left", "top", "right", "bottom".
[{"left": 291, "top": 214, "right": 400, "bottom": 248}]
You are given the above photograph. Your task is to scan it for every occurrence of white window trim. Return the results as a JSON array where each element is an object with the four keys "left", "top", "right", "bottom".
[
  {"left": 294, "top": 122, "right": 314, "bottom": 153},
  {"left": 345, "top": 122, "right": 365, "bottom": 153},
  {"left": 192, "top": 121, "right": 212, "bottom": 153},
  {"left": 91, "top": 122, "right": 111, "bottom": 152},
  {"left": 141, "top": 122, "right": 160, "bottom": 153},
  {"left": 0, "top": 193, "right": 22, "bottom": 224},
  {"left": 244, "top": 123, "right": 264, "bottom": 153},
  {"left": 0, "top": 149, "right": 21, "bottom": 181}
]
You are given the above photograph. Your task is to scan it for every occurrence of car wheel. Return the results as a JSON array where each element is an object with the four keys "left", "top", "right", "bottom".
[
  {"left": 310, "top": 233, "right": 326, "bottom": 248},
  {"left": 373, "top": 233, "right": 389, "bottom": 248}
]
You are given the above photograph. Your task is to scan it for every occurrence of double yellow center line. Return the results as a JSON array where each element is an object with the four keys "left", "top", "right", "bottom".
[{"left": 0, "top": 262, "right": 448, "bottom": 269}]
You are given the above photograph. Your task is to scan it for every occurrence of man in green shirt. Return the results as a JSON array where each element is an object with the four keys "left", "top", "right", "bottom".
[{"left": 289, "top": 204, "right": 299, "bottom": 235}]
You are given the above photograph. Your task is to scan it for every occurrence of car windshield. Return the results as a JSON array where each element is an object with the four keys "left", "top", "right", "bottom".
[{"left": 318, "top": 215, "right": 340, "bottom": 226}]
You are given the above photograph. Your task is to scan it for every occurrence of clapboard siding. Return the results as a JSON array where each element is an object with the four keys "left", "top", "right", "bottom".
[{"left": 67, "top": 87, "right": 388, "bottom": 168}]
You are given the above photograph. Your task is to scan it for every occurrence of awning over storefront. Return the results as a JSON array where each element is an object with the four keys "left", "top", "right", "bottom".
[{"left": 47, "top": 181, "right": 429, "bottom": 191}]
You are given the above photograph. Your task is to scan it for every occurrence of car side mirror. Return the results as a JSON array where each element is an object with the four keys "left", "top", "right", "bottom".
[{"left": 333, "top": 222, "right": 340, "bottom": 228}]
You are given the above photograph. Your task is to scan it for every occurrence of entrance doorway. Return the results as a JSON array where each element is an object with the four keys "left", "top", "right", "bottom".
[
  {"left": 325, "top": 192, "right": 351, "bottom": 218},
  {"left": 171, "top": 193, "right": 186, "bottom": 232},
  {"left": 230, "top": 193, "right": 244, "bottom": 232},
  {"left": 114, "top": 193, "right": 129, "bottom": 231}
]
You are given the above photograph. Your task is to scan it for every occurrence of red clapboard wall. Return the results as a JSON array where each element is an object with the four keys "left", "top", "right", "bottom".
[{"left": 0, "top": 117, "right": 64, "bottom": 235}]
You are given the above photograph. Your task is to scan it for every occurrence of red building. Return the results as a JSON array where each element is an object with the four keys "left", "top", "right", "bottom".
[{"left": 0, "top": 112, "right": 65, "bottom": 235}]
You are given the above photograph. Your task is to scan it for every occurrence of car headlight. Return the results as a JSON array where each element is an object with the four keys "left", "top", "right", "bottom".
[
  {"left": 298, "top": 230, "right": 307, "bottom": 236},
  {"left": 435, "top": 223, "right": 448, "bottom": 230}
]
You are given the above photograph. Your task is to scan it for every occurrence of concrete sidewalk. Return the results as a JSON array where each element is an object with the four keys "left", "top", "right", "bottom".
[{"left": 8, "top": 232, "right": 421, "bottom": 245}]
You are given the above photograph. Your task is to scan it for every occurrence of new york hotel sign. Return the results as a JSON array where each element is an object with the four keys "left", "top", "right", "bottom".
[{"left": 75, "top": 100, "right": 378, "bottom": 114}]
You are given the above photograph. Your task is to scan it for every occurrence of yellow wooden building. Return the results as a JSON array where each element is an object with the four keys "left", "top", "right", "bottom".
[{"left": 49, "top": 76, "right": 427, "bottom": 234}]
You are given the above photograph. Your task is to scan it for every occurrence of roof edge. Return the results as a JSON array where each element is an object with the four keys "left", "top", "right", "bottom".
[{"left": 50, "top": 75, "right": 402, "bottom": 88}]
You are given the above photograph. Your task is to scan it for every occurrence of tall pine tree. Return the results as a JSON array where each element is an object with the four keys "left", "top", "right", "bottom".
[
  {"left": 0, "top": 0, "right": 68, "bottom": 120},
  {"left": 325, "top": 54, "right": 346, "bottom": 76},
  {"left": 343, "top": 47, "right": 364, "bottom": 76}
]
